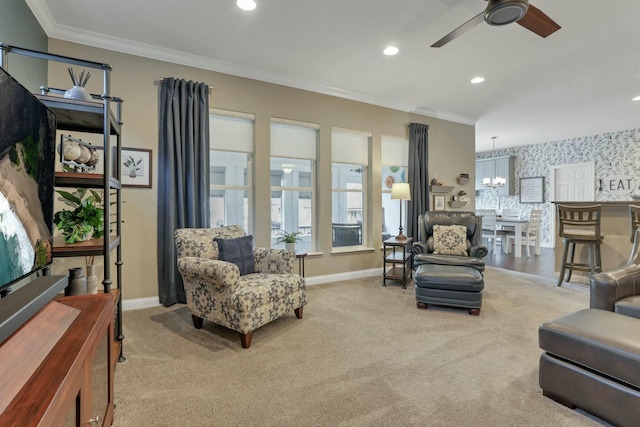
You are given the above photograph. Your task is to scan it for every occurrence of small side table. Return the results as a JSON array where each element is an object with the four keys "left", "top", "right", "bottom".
[
  {"left": 295, "top": 251, "right": 307, "bottom": 277},
  {"left": 383, "top": 237, "right": 413, "bottom": 289}
]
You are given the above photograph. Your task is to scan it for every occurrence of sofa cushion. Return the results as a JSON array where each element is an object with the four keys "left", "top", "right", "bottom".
[
  {"left": 539, "top": 308, "right": 640, "bottom": 389},
  {"left": 615, "top": 295, "right": 640, "bottom": 319},
  {"left": 215, "top": 235, "right": 255, "bottom": 276},
  {"left": 432, "top": 225, "right": 468, "bottom": 256},
  {"left": 413, "top": 253, "right": 485, "bottom": 272}
]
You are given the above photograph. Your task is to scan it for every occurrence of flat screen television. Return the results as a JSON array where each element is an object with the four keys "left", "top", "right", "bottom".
[{"left": 0, "top": 66, "right": 56, "bottom": 293}]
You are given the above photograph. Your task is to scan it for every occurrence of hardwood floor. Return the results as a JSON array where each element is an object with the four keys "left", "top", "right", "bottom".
[{"left": 483, "top": 246, "right": 556, "bottom": 279}]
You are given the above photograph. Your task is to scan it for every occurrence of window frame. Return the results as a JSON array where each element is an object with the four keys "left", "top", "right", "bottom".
[
  {"left": 381, "top": 135, "right": 409, "bottom": 244},
  {"left": 331, "top": 127, "right": 371, "bottom": 249},
  {"left": 209, "top": 109, "right": 255, "bottom": 234},
  {"left": 270, "top": 118, "right": 319, "bottom": 251}
]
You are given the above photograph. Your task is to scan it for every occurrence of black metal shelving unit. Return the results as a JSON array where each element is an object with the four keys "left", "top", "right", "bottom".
[{"left": 0, "top": 43, "right": 125, "bottom": 361}]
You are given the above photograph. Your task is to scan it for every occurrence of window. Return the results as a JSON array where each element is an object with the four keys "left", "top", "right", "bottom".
[
  {"left": 209, "top": 110, "right": 254, "bottom": 233},
  {"left": 270, "top": 119, "right": 318, "bottom": 251},
  {"left": 331, "top": 128, "right": 371, "bottom": 248},
  {"left": 381, "top": 135, "right": 409, "bottom": 241}
]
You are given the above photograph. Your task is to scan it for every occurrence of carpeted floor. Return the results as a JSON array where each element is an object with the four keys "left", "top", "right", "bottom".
[{"left": 114, "top": 267, "right": 609, "bottom": 426}]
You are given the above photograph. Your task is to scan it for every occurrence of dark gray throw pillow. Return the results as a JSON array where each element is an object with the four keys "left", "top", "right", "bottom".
[{"left": 214, "top": 235, "right": 255, "bottom": 276}]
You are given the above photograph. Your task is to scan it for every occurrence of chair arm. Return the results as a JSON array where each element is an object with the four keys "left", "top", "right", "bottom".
[
  {"left": 469, "top": 245, "right": 489, "bottom": 259},
  {"left": 413, "top": 253, "right": 485, "bottom": 273},
  {"left": 412, "top": 241, "right": 429, "bottom": 256},
  {"left": 253, "top": 247, "right": 295, "bottom": 274},
  {"left": 590, "top": 264, "right": 640, "bottom": 311},
  {"left": 177, "top": 257, "right": 240, "bottom": 294}
]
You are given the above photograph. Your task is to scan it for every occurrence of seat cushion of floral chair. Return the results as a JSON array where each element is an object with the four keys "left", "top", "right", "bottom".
[{"left": 226, "top": 273, "right": 307, "bottom": 333}]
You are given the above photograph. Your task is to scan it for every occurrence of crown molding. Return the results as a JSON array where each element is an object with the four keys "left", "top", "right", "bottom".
[
  {"left": 25, "top": 0, "right": 55, "bottom": 33},
  {"left": 26, "top": 0, "right": 477, "bottom": 126}
]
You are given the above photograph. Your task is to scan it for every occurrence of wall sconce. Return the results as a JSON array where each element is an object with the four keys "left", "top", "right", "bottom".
[{"left": 282, "top": 166, "right": 293, "bottom": 174}]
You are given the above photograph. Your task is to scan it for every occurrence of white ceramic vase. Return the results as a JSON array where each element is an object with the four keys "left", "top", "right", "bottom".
[
  {"left": 86, "top": 264, "right": 99, "bottom": 294},
  {"left": 63, "top": 85, "right": 93, "bottom": 102}
]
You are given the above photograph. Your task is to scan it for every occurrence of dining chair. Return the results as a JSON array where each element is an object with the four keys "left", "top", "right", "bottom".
[
  {"left": 507, "top": 209, "right": 542, "bottom": 257},
  {"left": 479, "top": 210, "right": 507, "bottom": 255},
  {"left": 501, "top": 209, "right": 521, "bottom": 220},
  {"left": 476, "top": 208, "right": 496, "bottom": 216},
  {"left": 499, "top": 208, "right": 521, "bottom": 232}
]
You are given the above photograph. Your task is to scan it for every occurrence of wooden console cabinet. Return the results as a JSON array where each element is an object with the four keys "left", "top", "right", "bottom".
[{"left": 0, "top": 292, "right": 116, "bottom": 426}]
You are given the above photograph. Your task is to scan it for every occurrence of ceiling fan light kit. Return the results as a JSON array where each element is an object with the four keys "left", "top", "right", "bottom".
[{"left": 484, "top": 0, "right": 528, "bottom": 26}]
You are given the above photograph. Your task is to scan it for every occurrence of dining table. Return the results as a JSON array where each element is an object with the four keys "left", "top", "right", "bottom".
[{"left": 496, "top": 217, "right": 533, "bottom": 258}]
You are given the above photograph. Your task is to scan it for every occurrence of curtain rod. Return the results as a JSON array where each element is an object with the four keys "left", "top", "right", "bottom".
[{"left": 154, "top": 78, "right": 213, "bottom": 92}]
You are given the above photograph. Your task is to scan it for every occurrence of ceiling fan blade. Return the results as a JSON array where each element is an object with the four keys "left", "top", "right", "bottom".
[
  {"left": 516, "top": 4, "right": 561, "bottom": 38},
  {"left": 431, "top": 12, "right": 485, "bottom": 48}
]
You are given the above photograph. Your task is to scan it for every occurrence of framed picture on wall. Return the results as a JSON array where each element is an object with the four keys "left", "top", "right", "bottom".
[
  {"left": 520, "top": 177, "right": 544, "bottom": 203},
  {"left": 433, "top": 194, "right": 446, "bottom": 210},
  {"left": 116, "top": 147, "right": 152, "bottom": 188}
]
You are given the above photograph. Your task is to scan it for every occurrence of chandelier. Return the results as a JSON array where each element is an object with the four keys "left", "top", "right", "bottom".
[{"left": 483, "top": 137, "right": 506, "bottom": 188}]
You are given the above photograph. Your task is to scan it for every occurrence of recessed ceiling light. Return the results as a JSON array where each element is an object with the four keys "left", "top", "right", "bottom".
[
  {"left": 383, "top": 46, "right": 399, "bottom": 56},
  {"left": 470, "top": 77, "right": 485, "bottom": 84},
  {"left": 633, "top": 96, "right": 640, "bottom": 101},
  {"left": 237, "top": 0, "right": 256, "bottom": 11}
]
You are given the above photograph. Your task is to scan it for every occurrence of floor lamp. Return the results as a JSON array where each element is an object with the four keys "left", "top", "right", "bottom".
[{"left": 391, "top": 183, "right": 411, "bottom": 240}]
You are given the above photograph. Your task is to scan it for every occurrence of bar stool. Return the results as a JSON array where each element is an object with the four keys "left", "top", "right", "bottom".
[
  {"left": 629, "top": 205, "right": 640, "bottom": 243},
  {"left": 556, "top": 204, "right": 603, "bottom": 287}
]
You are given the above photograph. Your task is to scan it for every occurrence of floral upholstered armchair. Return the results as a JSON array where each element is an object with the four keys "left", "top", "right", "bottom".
[{"left": 175, "top": 225, "right": 307, "bottom": 348}]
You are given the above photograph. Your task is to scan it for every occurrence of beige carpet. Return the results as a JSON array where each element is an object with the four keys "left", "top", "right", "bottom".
[{"left": 114, "top": 268, "right": 608, "bottom": 426}]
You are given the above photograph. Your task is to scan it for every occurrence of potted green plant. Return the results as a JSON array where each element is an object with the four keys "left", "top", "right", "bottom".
[
  {"left": 54, "top": 188, "right": 105, "bottom": 244},
  {"left": 276, "top": 231, "right": 302, "bottom": 251}
]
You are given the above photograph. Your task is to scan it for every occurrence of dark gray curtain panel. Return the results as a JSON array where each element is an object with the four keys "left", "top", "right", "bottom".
[
  {"left": 407, "top": 123, "right": 429, "bottom": 239},
  {"left": 157, "top": 78, "right": 210, "bottom": 306}
]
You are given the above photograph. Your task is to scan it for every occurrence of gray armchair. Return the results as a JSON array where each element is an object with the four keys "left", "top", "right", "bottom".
[
  {"left": 412, "top": 211, "right": 489, "bottom": 271},
  {"left": 411, "top": 211, "right": 489, "bottom": 315},
  {"left": 590, "top": 228, "right": 640, "bottom": 319}
]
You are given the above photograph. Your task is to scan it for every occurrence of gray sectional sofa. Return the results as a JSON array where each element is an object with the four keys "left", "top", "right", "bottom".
[{"left": 538, "top": 229, "right": 640, "bottom": 427}]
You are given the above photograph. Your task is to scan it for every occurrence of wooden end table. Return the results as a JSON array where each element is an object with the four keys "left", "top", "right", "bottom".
[
  {"left": 383, "top": 237, "right": 413, "bottom": 289},
  {"left": 295, "top": 251, "right": 307, "bottom": 277}
]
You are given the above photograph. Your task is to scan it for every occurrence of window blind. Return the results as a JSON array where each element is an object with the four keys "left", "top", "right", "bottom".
[
  {"left": 210, "top": 112, "right": 254, "bottom": 153},
  {"left": 270, "top": 121, "right": 317, "bottom": 160},
  {"left": 332, "top": 128, "right": 371, "bottom": 165},
  {"left": 381, "top": 135, "right": 408, "bottom": 167}
]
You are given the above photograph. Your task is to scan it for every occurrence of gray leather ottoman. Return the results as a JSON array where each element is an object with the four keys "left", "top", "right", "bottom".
[
  {"left": 539, "top": 308, "right": 640, "bottom": 427},
  {"left": 414, "top": 264, "right": 484, "bottom": 315}
]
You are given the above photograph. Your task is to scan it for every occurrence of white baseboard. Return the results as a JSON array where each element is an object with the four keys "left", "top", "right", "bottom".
[
  {"left": 304, "top": 268, "right": 381, "bottom": 285},
  {"left": 122, "top": 297, "right": 160, "bottom": 311},
  {"left": 121, "top": 268, "right": 383, "bottom": 310}
]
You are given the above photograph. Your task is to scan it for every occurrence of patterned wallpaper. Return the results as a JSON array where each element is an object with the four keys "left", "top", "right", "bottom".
[{"left": 476, "top": 128, "right": 640, "bottom": 246}]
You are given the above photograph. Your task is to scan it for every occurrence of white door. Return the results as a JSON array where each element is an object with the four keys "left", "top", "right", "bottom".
[{"left": 549, "top": 162, "right": 595, "bottom": 247}]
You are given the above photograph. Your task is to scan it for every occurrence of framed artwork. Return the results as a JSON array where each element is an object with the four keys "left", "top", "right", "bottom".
[
  {"left": 433, "top": 194, "right": 446, "bottom": 210},
  {"left": 519, "top": 177, "right": 544, "bottom": 203},
  {"left": 118, "top": 147, "right": 152, "bottom": 188}
]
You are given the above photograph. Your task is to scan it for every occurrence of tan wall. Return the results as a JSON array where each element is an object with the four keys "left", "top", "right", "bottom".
[{"left": 45, "top": 39, "right": 475, "bottom": 300}]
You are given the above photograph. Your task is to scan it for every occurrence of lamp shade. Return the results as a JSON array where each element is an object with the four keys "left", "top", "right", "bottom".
[{"left": 391, "top": 183, "right": 411, "bottom": 200}]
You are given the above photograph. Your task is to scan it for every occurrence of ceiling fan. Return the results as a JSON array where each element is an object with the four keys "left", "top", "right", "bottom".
[{"left": 431, "top": 0, "right": 560, "bottom": 48}]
